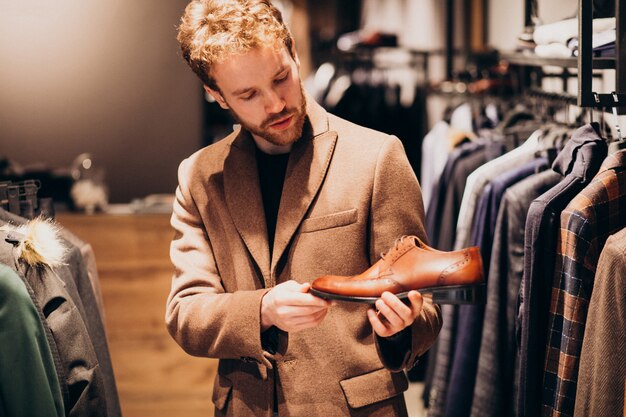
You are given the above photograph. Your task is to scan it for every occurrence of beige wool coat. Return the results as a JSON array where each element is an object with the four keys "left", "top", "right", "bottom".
[{"left": 166, "top": 97, "right": 442, "bottom": 417}]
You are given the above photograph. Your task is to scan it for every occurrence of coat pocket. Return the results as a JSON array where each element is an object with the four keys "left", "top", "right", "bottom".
[
  {"left": 339, "top": 367, "right": 408, "bottom": 409},
  {"left": 212, "top": 374, "right": 233, "bottom": 411},
  {"left": 300, "top": 208, "right": 358, "bottom": 233}
]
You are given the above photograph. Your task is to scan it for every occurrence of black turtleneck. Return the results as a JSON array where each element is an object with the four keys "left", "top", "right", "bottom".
[{"left": 255, "top": 147, "right": 290, "bottom": 259}]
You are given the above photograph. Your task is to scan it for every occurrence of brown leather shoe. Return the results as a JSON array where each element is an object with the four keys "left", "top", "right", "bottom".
[{"left": 310, "top": 236, "right": 485, "bottom": 304}]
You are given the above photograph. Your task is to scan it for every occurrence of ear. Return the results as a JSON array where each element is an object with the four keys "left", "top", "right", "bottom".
[{"left": 204, "top": 85, "right": 229, "bottom": 110}]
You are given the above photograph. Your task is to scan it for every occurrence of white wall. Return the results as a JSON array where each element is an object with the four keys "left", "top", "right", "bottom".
[
  {"left": 487, "top": 0, "right": 525, "bottom": 51},
  {"left": 0, "top": 0, "right": 202, "bottom": 203},
  {"left": 536, "top": 0, "right": 578, "bottom": 24}
]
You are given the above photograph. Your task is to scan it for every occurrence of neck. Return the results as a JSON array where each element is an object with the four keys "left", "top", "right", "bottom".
[{"left": 251, "top": 134, "right": 293, "bottom": 155}]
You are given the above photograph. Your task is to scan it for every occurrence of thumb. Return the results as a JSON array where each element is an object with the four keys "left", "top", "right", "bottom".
[{"left": 299, "top": 282, "right": 311, "bottom": 293}]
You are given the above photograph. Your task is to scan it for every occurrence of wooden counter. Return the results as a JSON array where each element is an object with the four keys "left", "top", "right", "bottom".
[{"left": 57, "top": 213, "right": 217, "bottom": 417}]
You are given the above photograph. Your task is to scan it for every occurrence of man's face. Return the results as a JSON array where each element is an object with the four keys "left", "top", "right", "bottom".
[{"left": 207, "top": 43, "right": 306, "bottom": 148}]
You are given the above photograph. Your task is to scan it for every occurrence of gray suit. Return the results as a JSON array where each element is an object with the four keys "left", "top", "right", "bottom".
[{"left": 470, "top": 169, "right": 560, "bottom": 417}]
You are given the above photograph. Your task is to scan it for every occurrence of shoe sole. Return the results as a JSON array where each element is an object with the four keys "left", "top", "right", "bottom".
[{"left": 309, "top": 284, "right": 486, "bottom": 305}]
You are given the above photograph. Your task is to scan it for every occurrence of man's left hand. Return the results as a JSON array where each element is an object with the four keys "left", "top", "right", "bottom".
[{"left": 366, "top": 290, "right": 423, "bottom": 338}]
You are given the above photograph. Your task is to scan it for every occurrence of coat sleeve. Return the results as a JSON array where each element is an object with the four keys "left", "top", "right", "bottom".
[
  {"left": 370, "top": 136, "right": 443, "bottom": 372},
  {"left": 165, "top": 158, "right": 282, "bottom": 368}
]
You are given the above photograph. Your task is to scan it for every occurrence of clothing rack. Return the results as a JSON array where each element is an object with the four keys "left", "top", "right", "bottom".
[
  {"left": 520, "top": 0, "right": 626, "bottom": 113},
  {"left": 578, "top": 0, "right": 626, "bottom": 112},
  {"left": 336, "top": 46, "right": 431, "bottom": 77},
  {"left": 0, "top": 180, "right": 41, "bottom": 218},
  {"left": 526, "top": 88, "right": 578, "bottom": 105},
  {"left": 335, "top": 46, "right": 475, "bottom": 86}
]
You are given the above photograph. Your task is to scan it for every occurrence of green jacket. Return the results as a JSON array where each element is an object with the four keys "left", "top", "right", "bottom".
[{"left": 0, "top": 264, "right": 64, "bottom": 417}]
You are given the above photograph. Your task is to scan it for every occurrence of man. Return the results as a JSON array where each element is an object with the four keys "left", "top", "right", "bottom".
[{"left": 166, "top": 1, "right": 442, "bottom": 416}]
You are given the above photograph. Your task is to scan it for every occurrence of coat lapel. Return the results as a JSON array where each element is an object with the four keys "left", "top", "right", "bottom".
[
  {"left": 223, "top": 129, "right": 271, "bottom": 281},
  {"left": 223, "top": 97, "right": 338, "bottom": 284},
  {"left": 271, "top": 99, "right": 337, "bottom": 276}
]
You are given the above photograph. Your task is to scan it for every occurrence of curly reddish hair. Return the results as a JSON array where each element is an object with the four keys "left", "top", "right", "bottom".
[{"left": 177, "top": 0, "right": 294, "bottom": 90}]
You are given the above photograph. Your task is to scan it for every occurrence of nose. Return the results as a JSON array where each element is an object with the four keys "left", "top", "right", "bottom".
[{"left": 264, "top": 89, "right": 285, "bottom": 114}]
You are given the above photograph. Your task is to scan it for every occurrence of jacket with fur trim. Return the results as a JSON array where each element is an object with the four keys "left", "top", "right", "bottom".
[{"left": 0, "top": 219, "right": 107, "bottom": 416}]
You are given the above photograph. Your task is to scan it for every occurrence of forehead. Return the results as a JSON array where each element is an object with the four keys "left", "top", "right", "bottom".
[{"left": 211, "top": 44, "right": 292, "bottom": 94}]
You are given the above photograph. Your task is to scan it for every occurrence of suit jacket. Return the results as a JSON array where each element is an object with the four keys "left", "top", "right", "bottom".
[
  {"left": 471, "top": 168, "right": 560, "bottom": 417},
  {"left": 543, "top": 149, "right": 626, "bottom": 417},
  {"left": 424, "top": 143, "right": 490, "bottom": 417},
  {"left": 438, "top": 158, "right": 544, "bottom": 417},
  {"left": 166, "top": 97, "right": 442, "bottom": 417},
  {"left": 574, "top": 226, "right": 626, "bottom": 417},
  {"left": 517, "top": 123, "right": 607, "bottom": 417},
  {"left": 454, "top": 130, "right": 540, "bottom": 251}
]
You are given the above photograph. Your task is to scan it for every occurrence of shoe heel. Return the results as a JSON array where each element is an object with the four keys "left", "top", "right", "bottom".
[{"left": 429, "top": 284, "right": 486, "bottom": 305}]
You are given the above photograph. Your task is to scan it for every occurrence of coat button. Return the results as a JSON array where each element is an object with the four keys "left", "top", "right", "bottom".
[{"left": 4, "top": 232, "right": 23, "bottom": 246}]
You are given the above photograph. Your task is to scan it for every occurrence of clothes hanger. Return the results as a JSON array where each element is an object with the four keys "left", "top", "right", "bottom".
[{"left": 609, "top": 92, "right": 626, "bottom": 153}]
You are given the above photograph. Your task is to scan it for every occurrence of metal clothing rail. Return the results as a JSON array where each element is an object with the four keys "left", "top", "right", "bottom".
[
  {"left": 527, "top": 87, "right": 578, "bottom": 105},
  {"left": 578, "top": 0, "right": 625, "bottom": 113}
]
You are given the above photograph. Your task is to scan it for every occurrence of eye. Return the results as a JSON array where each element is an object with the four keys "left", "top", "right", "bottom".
[
  {"left": 241, "top": 91, "right": 257, "bottom": 101},
  {"left": 274, "top": 72, "right": 289, "bottom": 84}
]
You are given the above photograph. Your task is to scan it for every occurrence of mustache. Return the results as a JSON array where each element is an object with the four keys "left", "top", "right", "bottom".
[{"left": 261, "top": 108, "right": 296, "bottom": 129}]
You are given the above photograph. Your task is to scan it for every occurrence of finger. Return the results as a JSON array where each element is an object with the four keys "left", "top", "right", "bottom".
[
  {"left": 287, "top": 291, "right": 332, "bottom": 307},
  {"left": 310, "top": 308, "right": 328, "bottom": 324},
  {"left": 382, "top": 290, "right": 421, "bottom": 328},
  {"left": 296, "top": 295, "right": 331, "bottom": 308},
  {"left": 280, "top": 280, "right": 304, "bottom": 290},
  {"left": 407, "top": 290, "right": 424, "bottom": 318},
  {"left": 381, "top": 291, "right": 415, "bottom": 326},
  {"left": 367, "top": 308, "right": 393, "bottom": 337},
  {"left": 271, "top": 285, "right": 329, "bottom": 306},
  {"left": 286, "top": 308, "right": 328, "bottom": 329},
  {"left": 276, "top": 305, "right": 329, "bottom": 319},
  {"left": 375, "top": 299, "right": 404, "bottom": 330},
  {"left": 299, "top": 282, "right": 311, "bottom": 293}
]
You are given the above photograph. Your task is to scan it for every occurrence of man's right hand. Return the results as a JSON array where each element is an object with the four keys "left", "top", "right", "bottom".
[{"left": 260, "top": 280, "right": 332, "bottom": 333}]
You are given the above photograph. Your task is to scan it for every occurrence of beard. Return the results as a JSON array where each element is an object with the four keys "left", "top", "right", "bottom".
[{"left": 228, "top": 84, "right": 307, "bottom": 147}]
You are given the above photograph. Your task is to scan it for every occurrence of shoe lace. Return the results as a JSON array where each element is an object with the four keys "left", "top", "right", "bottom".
[{"left": 380, "top": 235, "right": 414, "bottom": 264}]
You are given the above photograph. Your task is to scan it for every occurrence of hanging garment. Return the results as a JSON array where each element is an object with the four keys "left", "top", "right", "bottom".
[
  {"left": 331, "top": 81, "right": 427, "bottom": 177},
  {"left": 543, "top": 149, "right": 626, "bottom": 417},
  {"left": 426, "top": 304, "right": 459, "bottom": 417},
  {"left": 0, "top": 208, "right": 121, "bottom": 417},
  {"left": 0, "top": 221, "right": 108, "bottom": 417},
  {"left": 471, "top": 157, "right": 550, "bottom": 277},
  {"left": 434, "top": 144, "right": 493, "bottom": 251},
  {"left": 470, "top": 168, "right": 561, "bottom": 417},
  {"left": 444, "top": 157, "right": 550, "bottom": 417},
  {"left": 517, "top": 123, "right": 608, "bottom": 417},
  {"left": 426, "top": 143, "right": 502, "bottom": 417},
  {"left": 454, "top": 129, "right": 542, "bottom": 251},
  {"left": 574, "top": 227, "right": 626, "bottom": 417},
  {"left": 421, "top": 121, "right": 450, "bottom": 212},
  {"left": 0, "top": 263, "right": 64, "bottom": 417},
  {"left": 426, "top": 141, "right": 484, "bottom": 250},
  {"left": 60, "top": 228, "right": 105, "bottom": 319}
]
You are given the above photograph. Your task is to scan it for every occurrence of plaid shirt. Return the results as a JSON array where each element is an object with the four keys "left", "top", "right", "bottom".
[{"left": 542, "top": 149, "right": 626, "bottom": 417}]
